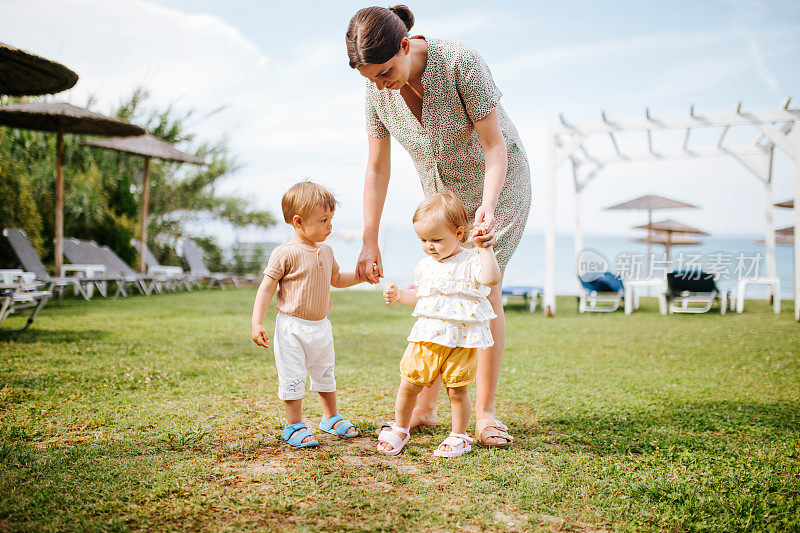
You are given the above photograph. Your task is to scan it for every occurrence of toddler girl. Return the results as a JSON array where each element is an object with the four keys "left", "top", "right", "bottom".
[{"left": 379, "top": 191, "right": 501, "bottom": 457}]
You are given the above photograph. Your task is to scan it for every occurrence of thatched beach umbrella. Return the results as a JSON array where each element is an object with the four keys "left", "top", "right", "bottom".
[
  {"left": 0, "top": 102, "right": 145, "bottom": 274},
  {"left": 83, "top": 134, "right": 205, "bottom": 273},
  {"left": 633, "top": 219, "right": 707, "bottom": 261},
  {"left": 0, "top": 43, "right": 78, "bottom": 96},
  {"left": 607, "top": 195, "right": 697, "bottom": 227},
  {"left": 758, "top": 226, "right": 794, "bottom": 246},
  {"left": 635, "top": 231, "right": 702, "bottom": 260},
  {"left": 633, "top": 218, "right": 709, "bottom": 235},
  {"left": 607, "top": 194, "right": 697, "bottom": 280}
]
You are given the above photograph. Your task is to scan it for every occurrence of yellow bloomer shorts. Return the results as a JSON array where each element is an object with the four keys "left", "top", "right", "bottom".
[{"left": 400, "top": 342, "right": 478, "bottom": 388}]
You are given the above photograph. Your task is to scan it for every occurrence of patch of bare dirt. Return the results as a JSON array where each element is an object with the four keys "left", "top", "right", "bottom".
[
  {"left": 230, "top": 398, "right": 272, "bottom": 412},
  {"left": 537, "top": 513, "right": 612, "bottom": 532},
  {"left": 224, "top": 458, "right": 287, "bottom": 480}
]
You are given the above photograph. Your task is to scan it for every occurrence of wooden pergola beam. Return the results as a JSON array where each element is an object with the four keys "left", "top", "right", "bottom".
[
  {"left": 552, "top": 109, "right": 799, "bottom": 135},
  {"left": 543, "top": 100, "right": 798, "bottom": 320}
]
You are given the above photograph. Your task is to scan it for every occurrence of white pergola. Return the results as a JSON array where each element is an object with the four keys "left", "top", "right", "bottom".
[{"left": 544, "top": 100, "right": 800, "bottom": 321}]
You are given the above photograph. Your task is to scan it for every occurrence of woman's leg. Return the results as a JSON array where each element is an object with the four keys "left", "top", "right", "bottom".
[
  {"left": 475, "top": 275, "right": 508, "bottom": 445},
  {"left": 408, "top": 377, "right": 440, "bottom": 428}
]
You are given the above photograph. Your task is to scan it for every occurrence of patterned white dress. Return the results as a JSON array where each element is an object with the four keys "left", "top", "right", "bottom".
[
  {"left": 365, "top": 37, "right": 532, "bottom": 269},
  {"left": 407, "top": 249, "right": 496, "bottom": 350}
]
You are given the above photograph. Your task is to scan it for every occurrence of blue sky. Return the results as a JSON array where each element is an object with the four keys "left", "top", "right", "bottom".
[{"left": 2, "top": 0, "right": 799, "bottom": 243}]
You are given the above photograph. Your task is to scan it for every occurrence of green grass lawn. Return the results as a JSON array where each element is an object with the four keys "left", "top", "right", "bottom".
[{"left": 1, "top": 289, "right": 799, "bottom": 531}]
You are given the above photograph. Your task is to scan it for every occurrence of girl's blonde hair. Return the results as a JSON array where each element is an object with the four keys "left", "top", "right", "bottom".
[{"left": 412, "top": 191, "right": 471, "bottom": 243}]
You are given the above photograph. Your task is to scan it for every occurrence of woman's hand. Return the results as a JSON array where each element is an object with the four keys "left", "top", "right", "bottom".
[
  {"left": 357, "top": 241, "right": 383, "bottom": 284},
  {"left": 473, "top": 203, "right": 497, "bottom": 248}
]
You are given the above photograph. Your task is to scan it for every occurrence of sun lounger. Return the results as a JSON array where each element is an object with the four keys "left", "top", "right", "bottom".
[
  {"left": 666, "top": 271, "right": 730, "bottom": 314},
  {"left": 181, "top": 239, "right": 239, "bottom": 289},
  {"left": 63, "top": 238, "right": 141, "bottom": 297},
  {"left": 3, "top": 227, "right": 102, "bottom": 300},
  {"left": 578, "top": 272, "right": 624, "bottom": 313},
  {"left": 95, "top": 242, "right": 164, "bottom": 296},
  {"left": 68, "top": 239, "right": 170, "bottom": 297},
  {"left": 131, "top": 240, "right": 196, "bottom": 291},
  {"left": 0, "top": 269, "right": 51, "bottom": 330},
  {"left": 501, "top": 285, "right": 542, "bottom": 312}
]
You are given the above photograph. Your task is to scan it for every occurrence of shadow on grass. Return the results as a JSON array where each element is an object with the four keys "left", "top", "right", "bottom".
[
  {"left": 513, "top": 400, "right": 800, "bottom": 455},
  {"left": 0, "top": 328, "right": 108, "bottom": 344}
]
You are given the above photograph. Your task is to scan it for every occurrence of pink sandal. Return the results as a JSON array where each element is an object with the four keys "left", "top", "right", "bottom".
[
  {"left": 377, "top": 424, "right": 410, "bottom": 456},
  {"left": 433, "top": 432, "right": 473, "bottom": 458}
]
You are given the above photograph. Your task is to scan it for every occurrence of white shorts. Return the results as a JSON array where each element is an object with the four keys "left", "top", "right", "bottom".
[{"left": 273, "top": 312, "right": 336, "bottom": 400}]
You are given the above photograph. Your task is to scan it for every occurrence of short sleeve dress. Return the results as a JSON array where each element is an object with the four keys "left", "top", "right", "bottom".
[{"left": 365, "top": 37, "right": 532, "bottom": 270}]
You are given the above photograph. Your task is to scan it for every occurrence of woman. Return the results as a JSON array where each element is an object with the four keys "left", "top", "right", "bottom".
[{"left": 347, "top": 5, "right": 531, "bottom": 447}]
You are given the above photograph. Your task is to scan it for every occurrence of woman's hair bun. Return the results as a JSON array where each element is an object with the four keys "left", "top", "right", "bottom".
[{"left": 389, "top": 4, "right": 414, "bottom": 31}]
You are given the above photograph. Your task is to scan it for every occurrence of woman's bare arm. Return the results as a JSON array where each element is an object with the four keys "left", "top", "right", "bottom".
[
  {"left": 472, "top": 109, "right": 507, "bottom": 247},
  {"left": 358, "top": 135, "right": 391, "bottom": 283}
]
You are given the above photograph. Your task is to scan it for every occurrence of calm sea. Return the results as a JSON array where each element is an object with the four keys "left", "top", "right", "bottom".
[{"left": 324, "top": 228, "right": 794, "bottom": 299}]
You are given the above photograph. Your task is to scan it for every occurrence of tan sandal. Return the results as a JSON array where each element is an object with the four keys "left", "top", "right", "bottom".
[{"left": 476, "top": 418, "right": 514, "bottom": 448}]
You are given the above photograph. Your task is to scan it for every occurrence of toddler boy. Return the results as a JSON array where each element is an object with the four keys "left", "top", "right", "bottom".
[{"left": 251, "top": 181, "right": 362, "bottom": 447}]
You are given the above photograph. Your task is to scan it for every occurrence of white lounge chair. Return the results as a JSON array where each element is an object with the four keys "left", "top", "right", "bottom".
[
  {"left": 181, "top": 239, "right": 239, "bottom": 289},
  {"left": 3, "top": 227, "right": 100, "bottom": 300},
  {"left": 132, "top": 240, "right": 197, "bottom": 291},
  {"left": 578, "top": 272, "right": 625, "bottom": 313},
  {"left": 0, "top": 269, "right": 51, "bottom": 330},
  {"left": 666, "top": 271, "right": 730, "bottom": 314},
  {"left": 501, "top": 285, "right": 542, "bottom": 312}
]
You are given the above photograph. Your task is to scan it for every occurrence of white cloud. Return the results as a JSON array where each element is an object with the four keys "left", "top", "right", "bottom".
[
  {"left": 1, "top": 0, "right": 270, "bottom": 112},
  {"left": 492, "top": 25, "right": 799, "bottom": 84}
]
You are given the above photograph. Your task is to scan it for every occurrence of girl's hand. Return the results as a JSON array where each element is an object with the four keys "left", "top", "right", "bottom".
[
  {"left": 383, "top": 283, "right": 399, "bottom": 305},
  {"left": 251, "top": 324, "right": 270, "bottom": 348},
  {"left": 471, "top": 222, "right": 496, "bottom": 248},
  {"left": 473, "top": 203, "right": 496, "bottom": 248},
  {"left": 357, "top": 241, "right": 383, "bottom": 284}
]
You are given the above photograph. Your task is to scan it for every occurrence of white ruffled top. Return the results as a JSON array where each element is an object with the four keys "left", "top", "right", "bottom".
[{"left": 407, "top": 249, "right": 496, "bottom": 349}]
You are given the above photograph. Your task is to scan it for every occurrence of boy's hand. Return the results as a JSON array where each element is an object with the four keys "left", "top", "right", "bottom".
[
  {"left": 251, "top": 324, "right": 270, "bottom": 348},
  {"left": 383, "top": 283, "right": 399, "bottom": 305},
  {"left": 357, "top": 263, "right": 380, "bottom": 283}
]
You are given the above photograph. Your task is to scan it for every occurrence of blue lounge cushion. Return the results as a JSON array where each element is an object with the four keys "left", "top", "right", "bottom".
[
  {"left": 579, "top": 272, "right": 623, "bottom": 293},
  {"left": 502, "top": 285, "right": 542, "bottom": 297}
]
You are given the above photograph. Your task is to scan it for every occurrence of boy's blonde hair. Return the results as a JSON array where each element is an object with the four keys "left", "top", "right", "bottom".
[
  {"left": 281, "top": 181, "right": 338, "bottom": 224},
  {"left": 412, "top": 190, "right": 471, "bottom": 243}
]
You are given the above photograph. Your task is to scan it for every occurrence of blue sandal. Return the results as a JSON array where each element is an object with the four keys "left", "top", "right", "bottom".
[
  {"left": 283, "top": 422, "right": 318, "bottom": 448},
  {"left": 319, "top": 414, "right": 359, "bottom": 438}
]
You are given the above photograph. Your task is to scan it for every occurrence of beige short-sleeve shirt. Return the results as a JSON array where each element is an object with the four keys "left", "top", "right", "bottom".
[
  {"left": 264, "top": 241, "right": 338, "bottom": 321},
  {"left": 364, "top": 37, "right": 532, "bottom": 270}
]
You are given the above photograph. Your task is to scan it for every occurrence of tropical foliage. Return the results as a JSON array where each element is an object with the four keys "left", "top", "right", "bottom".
[{"left": 0, "top": 89, "right": 274, "bottom": 271}]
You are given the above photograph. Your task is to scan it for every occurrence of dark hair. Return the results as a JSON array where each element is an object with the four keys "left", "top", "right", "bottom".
[{"left": 346, "top": 5, "right": 414, "bottom": 69}]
